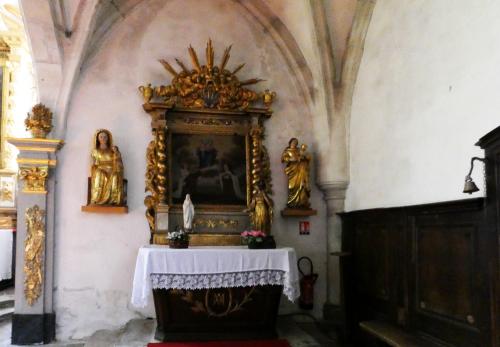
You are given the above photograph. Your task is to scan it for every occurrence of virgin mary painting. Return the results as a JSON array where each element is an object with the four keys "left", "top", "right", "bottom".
[{"left": 171, "top": 134, "right": 247, "bottom": 205}]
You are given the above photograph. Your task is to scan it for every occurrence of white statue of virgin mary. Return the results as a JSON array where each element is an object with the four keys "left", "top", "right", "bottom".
[{"left": 183, "top": 194, "right": 195, "bottom": 231}]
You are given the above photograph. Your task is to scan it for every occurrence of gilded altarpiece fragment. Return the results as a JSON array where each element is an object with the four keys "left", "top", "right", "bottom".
[
  {"left": 139, "top": 40, "right": 276, "bottom": 245},
  {"left": 19, "top": 166, "right": 48, "bottom": 194},
  {"left": 24, "top": 205, "right": 45, "bottom": 306}
]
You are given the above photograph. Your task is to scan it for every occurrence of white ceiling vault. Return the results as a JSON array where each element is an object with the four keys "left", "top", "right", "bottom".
[{"left": 18, "top": 0, "right": 374, "bottom": 186}]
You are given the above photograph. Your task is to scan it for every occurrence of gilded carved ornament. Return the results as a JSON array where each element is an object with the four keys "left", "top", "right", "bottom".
[
  {"left": 140, "top": 40, "right": 275, "bottom": 241},
  {"left": 24, "top": 205, "right": 45, "bottom": 306},
  {"left": 19, "top": 166, "right": 48, "bottom": 193},
  {"left": 25, "top": 104, "right": 53, "bottom": 139},
  {"left": 138, "top": 39, "right": 276, "bottom": 110},
  {"left": 144, "top": 128, "right": 168, "bottom": 233},
  {"left": 0, "top": 186, "right": 13, "bottom": 202},
  {"left": 193, "top": 219, "right": 238, "bottom": 229}
]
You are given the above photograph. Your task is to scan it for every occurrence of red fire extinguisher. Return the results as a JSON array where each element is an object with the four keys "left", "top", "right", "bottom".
[{"left": 298, "top": 256, "right": 318, "bottom": 310}]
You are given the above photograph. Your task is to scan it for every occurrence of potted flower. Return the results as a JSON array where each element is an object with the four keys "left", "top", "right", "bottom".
[
  {"left": 167, "top": 227, "right": 189, "bottom": 249},
  {"left": 25, "top": 103, "right": 53, "bottom": 139},
  {"left": 241, "top": 230, "right": 276, "bottom": 249}
]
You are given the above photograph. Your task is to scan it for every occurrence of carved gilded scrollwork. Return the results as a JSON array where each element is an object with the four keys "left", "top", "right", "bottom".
[
  {"left": 140, "top": 39, "right": 275, "bottom": 110},
  {"left": 24, "top": 205, "right": 45, "bottom": 306},
  {"left": 145, "top": 133, "right": 158, "bottom": 234},
  {"left": 183, "top": 118, "right": 244, "bottom": 126},
  {"left": 0, "top": 186, "right": 13, "bottom": 202},
  {"left": 144, "top": 127, "right": 168, "bottom": 234},
  {"left": 193, "top": 219, "right": 238, "bottom": 229},
  {"left": 247, "top": 126, "right": 274, "bottom": 234},
  {"left": 261, "top": 144, "right": 273, "bottom": 196},
  {"left": 19, "top": 166, "right": 48, "bottom": 193},
  {"left": 156, "top": 128, "right": 168, "bottom": 204},
  {"left": 250, "top": 126, "right": 263, "bottom": 196}
]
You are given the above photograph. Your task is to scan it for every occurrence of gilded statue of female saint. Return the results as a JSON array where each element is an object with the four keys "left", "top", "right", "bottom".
[
  {"left": 247, "top": 185, "right": 273, "bottom": 234},
  {"left": 90, "top": 129, "right": 125, "bottom": 205},
  {"left": 281, "top": 138, "right": 311, "bottom": 209}
]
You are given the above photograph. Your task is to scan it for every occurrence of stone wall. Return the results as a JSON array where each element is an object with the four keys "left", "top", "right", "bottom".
[{"left": 346, "top": 0, "right": 498, "bottom": 210}]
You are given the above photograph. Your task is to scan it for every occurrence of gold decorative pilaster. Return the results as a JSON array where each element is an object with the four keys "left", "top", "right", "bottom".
[
  {"left": 8, "top": 131, "right": 63, "bottom": 344},
  {"left": 24, "top": 204, "right": 45, "bottom": 306},
  {"left": 250, "top": 126, "right": 263, "bottom": 196},
  {"left": 19, "top": 166, "right": 48, "bottom": 193},
  {"left": 156, "top": 127, "right": 168, "bottom": 204}
]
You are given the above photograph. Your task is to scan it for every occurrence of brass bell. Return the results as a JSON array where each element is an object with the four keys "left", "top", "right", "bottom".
[{"left": 463, "top": 176, "right": 479, "bottom": 194}]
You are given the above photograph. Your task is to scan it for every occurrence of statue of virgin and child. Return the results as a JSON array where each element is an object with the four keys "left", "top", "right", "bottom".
[{"left": 281, "top": 137, "right": 312, "bottom": 209}]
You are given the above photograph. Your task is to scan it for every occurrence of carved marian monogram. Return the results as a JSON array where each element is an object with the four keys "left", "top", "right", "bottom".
[
  {"left": 24, "top": 205, "right": 45, "bottom": 306},
  {"left": 19, "top": 166, "right": 48, "bottom": 193},
  {"left": 138, "top": 39, "right": 276, "bottom": 110},
  {"left": 177, "top": 287, "right": 256, "bottom": 317}
]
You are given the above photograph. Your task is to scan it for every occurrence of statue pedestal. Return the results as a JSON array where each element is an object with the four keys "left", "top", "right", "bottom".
[
  {"left": 81, "top": 177, "right": 128, "bottom": 213},
  {"left": 281, "top": 207, "right": 317, "bottom": 217},
  {"left": 81, "top": 205, "right": 128, "bottom": 214}
]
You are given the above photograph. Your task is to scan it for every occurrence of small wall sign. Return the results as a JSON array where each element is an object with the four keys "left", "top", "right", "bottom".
[{"left": 299, "top": 221, "right": 310, "bottom": 235}]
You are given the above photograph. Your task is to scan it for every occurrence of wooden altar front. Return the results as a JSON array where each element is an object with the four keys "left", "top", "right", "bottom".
[{"left": 153, "top": 286, "right": 282, "bottom": 341}]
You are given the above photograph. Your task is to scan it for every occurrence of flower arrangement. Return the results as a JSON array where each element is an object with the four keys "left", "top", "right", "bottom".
[
  {"left": 241, "top": 230, "right": 266, "bottom": 242},
  {"left": 167, "top": 227, "right": 189, "bottom": 248},
  {"left": 25, "top": 103, "right": 53, "bottom": 138},
  {"left": 241, "top": 230, "right": 276, "bottom": 249}
]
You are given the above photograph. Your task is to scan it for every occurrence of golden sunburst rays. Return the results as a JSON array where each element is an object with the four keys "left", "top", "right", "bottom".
[
  {"left": 206, "top": 39, "right": 214, "bottom": 70},
  {"left": 158, "top": 59, "right": 178, "bottom": 77},
  {"left": 149, "top": 39, "right": 275, "bottom": 110},
  {"left": 188, "top": 44, "right": 202, "bottom": 72},
  {"left": 232, "top": 63, "right": 245, "bottom": 75},
  {"left": 220, "top": 44, "right": 232, "bottom": 71},
  {"left": 158, "top": 39, "right": 263, "bottom": 85},
  {"left": 175, "top": 58, "right": 189, "bottom": 74}
]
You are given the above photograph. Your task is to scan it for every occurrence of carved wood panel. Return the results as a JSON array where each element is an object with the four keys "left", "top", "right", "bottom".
[
  {"left": 342, "top": 198, "right": 491, "bottom": 347},
  {"left": 355, "top": 226, "right": 391, "bottom": 301},
  {"left": 416, "top": 225, "right": 475, "bottom": 323}
]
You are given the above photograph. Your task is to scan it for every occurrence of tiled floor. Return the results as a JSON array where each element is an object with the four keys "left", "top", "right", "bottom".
[{"left": 0, "top": 316, "right": 344, "bottom": 347}]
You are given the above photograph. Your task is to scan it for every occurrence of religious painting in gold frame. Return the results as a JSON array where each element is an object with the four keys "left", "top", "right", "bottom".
[
  {"left": 139, "top": 40, "right": 276, "bottom": 246},
  {"left": 169, "top": 125, "right": 250, "bottom": 208}
]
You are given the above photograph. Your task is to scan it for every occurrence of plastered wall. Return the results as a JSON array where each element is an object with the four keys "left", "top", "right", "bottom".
[
  {"left": 53, "top": 0, "right": 327, "bottom": 340},
  {"left": 346, "top": 0, "right": 500, "bottom": 211}
]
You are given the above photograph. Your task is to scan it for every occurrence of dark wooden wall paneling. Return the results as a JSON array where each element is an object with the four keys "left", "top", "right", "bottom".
[{"left": 341, "top": 198, "right": 493, "bottom": 347}]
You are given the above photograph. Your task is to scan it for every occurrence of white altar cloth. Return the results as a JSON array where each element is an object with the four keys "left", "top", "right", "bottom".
[
  {"left": 131, "top": 245, "right": 299, "bottom": 308},
  {"left": 0, "top": 229, "right": 13, "bottom": 281}
]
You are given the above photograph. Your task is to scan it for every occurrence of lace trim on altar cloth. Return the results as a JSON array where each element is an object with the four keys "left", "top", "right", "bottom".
[{"left": 150, "top": 270, "right": 299, "bottom": 302}]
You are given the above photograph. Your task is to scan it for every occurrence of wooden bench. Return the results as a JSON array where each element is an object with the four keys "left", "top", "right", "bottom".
[{"left": 360, "top": 321, "right": 439, "bottom": 347}]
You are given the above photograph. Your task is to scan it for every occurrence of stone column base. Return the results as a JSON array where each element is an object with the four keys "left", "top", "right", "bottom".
[{"left": 11, "top": 313, "right": 55, "bottom": 345}]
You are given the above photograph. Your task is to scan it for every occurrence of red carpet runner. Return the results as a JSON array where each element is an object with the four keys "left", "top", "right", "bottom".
[{"left": 148, "top": 340, "right": 291, "bottom": 347}]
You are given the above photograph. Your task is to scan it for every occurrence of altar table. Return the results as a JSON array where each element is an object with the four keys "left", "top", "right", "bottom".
[
  {"left": 131, "top": 245, "right": 299, "bottom": 341},
  {"left": 0, "top": 229, "right": 13, "bottom": 281}
]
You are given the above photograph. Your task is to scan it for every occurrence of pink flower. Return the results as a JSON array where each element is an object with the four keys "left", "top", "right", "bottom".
[
  {"left": 249, "top": 230, "right": 265, "bottom": 237},
  {"left": 241, "top": 231, "right": 250, "bottom": 237}
]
